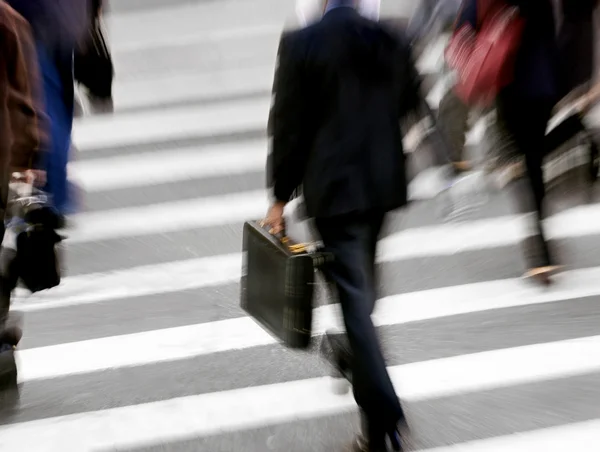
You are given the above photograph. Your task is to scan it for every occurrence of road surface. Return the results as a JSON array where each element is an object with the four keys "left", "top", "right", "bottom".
[{"left": 1, "top": 1, "right": 600, "bottom": 451}]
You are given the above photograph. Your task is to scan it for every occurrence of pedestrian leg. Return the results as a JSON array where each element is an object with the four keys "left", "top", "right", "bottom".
[{"left": 316, "top": 214, "right": 403, "bottom": 437}]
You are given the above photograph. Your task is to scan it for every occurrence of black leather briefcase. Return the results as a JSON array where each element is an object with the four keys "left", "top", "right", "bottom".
[{"left": 241, "top": 220, "right": 331, "bottom": 350}]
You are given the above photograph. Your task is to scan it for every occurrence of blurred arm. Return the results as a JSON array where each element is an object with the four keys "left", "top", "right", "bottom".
[
  {"left": 396, "top": 34, "right": 424, "bottom": 119},
  {"left": 267, "top": 34, "right": 309, "bottom": 203},
  {"left": 5, "top": 11, "right": 46, "bottom": 173}
]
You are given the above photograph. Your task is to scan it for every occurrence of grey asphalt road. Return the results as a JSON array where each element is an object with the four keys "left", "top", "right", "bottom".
[{"left": 4, "top": 1, "right": 600, "bottom": 451}]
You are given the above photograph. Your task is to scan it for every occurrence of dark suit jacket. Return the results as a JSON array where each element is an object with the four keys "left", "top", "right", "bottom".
[{"left": 267, "top": 7, "right": 421, "bottom": 219}]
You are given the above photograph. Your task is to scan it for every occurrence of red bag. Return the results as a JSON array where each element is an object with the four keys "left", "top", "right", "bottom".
[{"left": 445, "top": 0, "right": 525, "bottom": 107}]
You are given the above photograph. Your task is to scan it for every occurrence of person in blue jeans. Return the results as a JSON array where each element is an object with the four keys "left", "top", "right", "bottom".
[
  {"left": 37, "top": 46, "right": 75, "bottom": 221},
  {"left": 7, "top": 0, "right": 90, "bottom": 223}
]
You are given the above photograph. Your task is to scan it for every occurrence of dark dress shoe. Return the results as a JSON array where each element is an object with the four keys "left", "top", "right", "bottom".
[
  {"left": 347, "top": 432, "right": 403, "bottom": 452},
  {"left": 350, "top": 410, "right": 403, "bottom": 452},
  {"left": 348, "top": 435, "right": 386, "bottom": 452}
]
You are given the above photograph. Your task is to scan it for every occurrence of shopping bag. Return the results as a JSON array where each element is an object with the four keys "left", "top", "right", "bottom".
[
  {"left": 2, "top": 177, "right": 62, "bottom": 294},
  {"left": 74, "top": 16, "right": 114, "bottom": 102},
  {"left": 445, "top": 0, "right": 525, "bottom": 107}
]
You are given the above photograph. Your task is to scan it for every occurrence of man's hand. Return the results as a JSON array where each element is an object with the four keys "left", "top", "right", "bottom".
[
  {"left": 11, "top": 169, "right": 46, "bottom": 187},
  {"left": 24, "top": 169, "right": 46, "bottom": 187},
  {"left": 263, "top": 201, "right": 286, "bottom": 235}
]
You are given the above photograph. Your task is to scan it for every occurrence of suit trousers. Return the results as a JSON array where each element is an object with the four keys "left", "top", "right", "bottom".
[{"left": 315, "top": 212, "right": 403, "bottom": 430}]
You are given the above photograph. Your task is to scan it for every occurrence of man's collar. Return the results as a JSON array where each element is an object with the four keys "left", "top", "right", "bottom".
[{"left": 324, "top": 0, "right": 356, "bottom": 14}]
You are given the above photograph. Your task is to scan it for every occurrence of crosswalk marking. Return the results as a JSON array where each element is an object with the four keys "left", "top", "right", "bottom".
[
  {"left": 18, "top": 316, "right": 274, "bottom": 382},
  {"left": 17, "top": 268, "right": 600, "bottom": 381},
  {"left": 106, "top": 2, "right": 291, "bottom": 50},
  {"left": 424, "top": 420, "right": 600, "bottom": 452},
  {"left": 11, "top": 204, "right": 600, "bottom": 310},
  {"left": 114, "top": 24, "right": 283, "bottom": 53},
  {"left": 73, "top": 97, "right": 271, "bottom": 151},
  {"left": 13, "top": 253, "right": 242, "bottom": 311},
  {"left": 68, "top": 190, "right": 268, "bottom": 243},
  {"left": 112, "top": 67, "right": 273, "bottom": 112},
  {"left": 380, "top": 203, "right": 600, "bottom": 259},
  {"left": 71, "top": 133, "right": 583, "bottom": 197},
  {"left": 16, "top": 265, "right": 600, "bottom": 381},
  {"left": 0, "top": 377, "right": 355, "bottom": 452},
  {"left": 70, "top": 140, "right": 267, "bottom": 192},
  {"left": 6, "top": 3, "right": 600, "bottom": 450},
  {"left": 391, "top": 335, "right": 600, "bottom": 401},
  {"left": 5, "top": 336, "right": 600, "bottom": 451},
  {"left": 65, "top": 195, "right": 600, "bottom": 247}
]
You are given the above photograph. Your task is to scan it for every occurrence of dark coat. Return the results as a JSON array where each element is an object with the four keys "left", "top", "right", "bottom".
[
  {"left": 267, "top": 7, "right": 421, "bottom": 219},
  {"left": 7, "top": 0, "right": 92, "bottom": 112},
  {"left": 6, "top": 0, "right": 90, "bottom": 50},
  {"left": 556, "top": 0, "right": 599, "bottom": 97}
]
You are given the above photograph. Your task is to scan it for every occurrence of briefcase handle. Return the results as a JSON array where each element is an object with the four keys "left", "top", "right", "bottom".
[{"left": 258, "top": 220, "right": 312, "bottom": 254}]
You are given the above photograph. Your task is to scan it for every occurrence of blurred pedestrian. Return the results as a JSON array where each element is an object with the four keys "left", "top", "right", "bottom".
[
  {"left": 7, "top": 0, "right": 91, "bottom": 224},
  {"left": 541, "top": 0, "right": 600, "bottom": 182},
  {"left": 0, "top": 1, "right": 47, "bottom": 242},
  {"left": 406, "top": 0, "right": 472, "bottom": 174},
  {"left": 264, "top": 0, "right": 422, "bottom": 449},
  {"left": 556, "top": 0, "right": 599, "bottom": 102},
  {"left": 455, "top": 0, "right": 561, "bottom": 284},
  {"left": 418, "top": 0, "right": 472, "bottom": 174},
  {"left": 0, "top": 0, "right": 46, "bottom": 405}
]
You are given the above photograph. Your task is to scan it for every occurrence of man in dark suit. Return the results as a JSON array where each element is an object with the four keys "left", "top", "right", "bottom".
[{"left": 264, "top": 1, "right": 422, "bottom": 450}]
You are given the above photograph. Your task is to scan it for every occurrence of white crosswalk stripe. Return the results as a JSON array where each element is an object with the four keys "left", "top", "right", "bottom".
[
  {"left": 6, "top": 337, "right": 600, "bottom": 450},
  {"left": 3, "top": 1, "right": 600, "bottom": 451},
  {"left": 73, "top": 98, "right": 271, "bottom": 150},
  {"left": 15, "top": 269, "right": 600, "bottom": 381}
]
